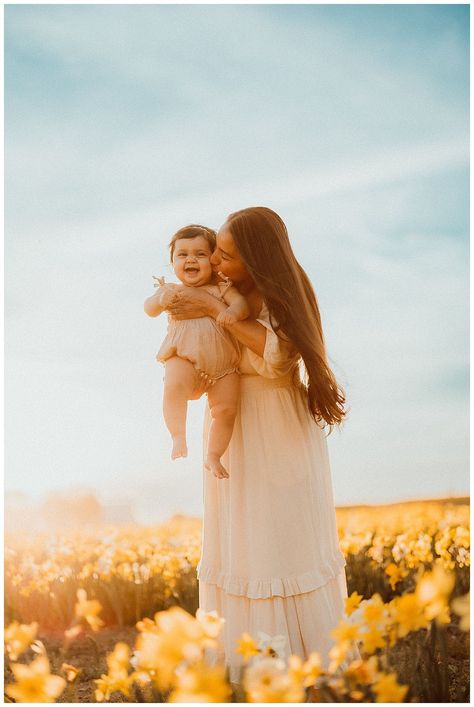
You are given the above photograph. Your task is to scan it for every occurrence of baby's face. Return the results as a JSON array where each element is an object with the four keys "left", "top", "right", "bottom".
[{"left": 172, "top": 236, "right": 214, "bottom": 287}]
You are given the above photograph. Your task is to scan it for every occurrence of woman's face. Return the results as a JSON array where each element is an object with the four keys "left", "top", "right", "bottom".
[{"left": 210, "top": 223, "right": 252, "bottom": 286}]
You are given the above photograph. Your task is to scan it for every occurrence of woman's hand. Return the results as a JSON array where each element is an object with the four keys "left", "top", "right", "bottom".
[
  {"left": 144, "top": 283, "right": 183, "bottom": 317},
  {"left": 159, "top": 284, "right": 183, "bottom": 309},
  {"left": 167, "top": 287, "right": 223, "bottom": 320}
]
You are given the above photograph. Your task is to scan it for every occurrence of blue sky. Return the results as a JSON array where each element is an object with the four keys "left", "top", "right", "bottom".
[{"left": 5, "top": 4, "right": 469, "bottom": 524}]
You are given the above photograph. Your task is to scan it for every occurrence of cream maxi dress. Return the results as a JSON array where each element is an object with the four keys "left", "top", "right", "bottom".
[{"left": 197, "top": 301, "right": 360, "bottom": 686}]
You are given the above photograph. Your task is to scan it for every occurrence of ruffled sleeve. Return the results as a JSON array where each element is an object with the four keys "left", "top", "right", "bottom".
[{"left": 245, "top": 305, "right": 300, "bottom": 379}]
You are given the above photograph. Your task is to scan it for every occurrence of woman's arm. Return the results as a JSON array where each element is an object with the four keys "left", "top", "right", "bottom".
[
  {"left": 167, "top": 287, "right": 267, "bottom": 358},
  {"left": 220, "top": 314, "right": 267, "bottom": 358},
  {"left": 217, "top": 286, "right": 250, "bottom": 325}
]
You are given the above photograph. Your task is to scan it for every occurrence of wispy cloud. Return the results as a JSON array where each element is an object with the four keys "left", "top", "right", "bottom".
[{"left": 6, "top": 4, "right": 468, "bottom": 227}]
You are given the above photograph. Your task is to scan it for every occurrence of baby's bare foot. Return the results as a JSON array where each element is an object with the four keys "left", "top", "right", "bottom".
[
  {"left": 171, "top": 436, "right": 188, "bottom": 460},
  {"left": 205, "top": 454, "right": 229, "bottom": 479}
]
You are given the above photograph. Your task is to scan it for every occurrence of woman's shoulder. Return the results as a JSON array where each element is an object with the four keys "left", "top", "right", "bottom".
[
  {"left": 257, "top": 300, "right": 295, "bottom": 349},
  {"left": 256, "top": 299, "right": 281, "bottom": 332}
]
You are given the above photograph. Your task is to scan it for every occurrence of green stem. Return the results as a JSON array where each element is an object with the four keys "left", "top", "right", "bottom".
[
  {"left": 85, "top": 634, "right": 101, "bottom": 664},
  {"left": 437, "top": 621, "right": 449, "bottom": 700},
  {"left": 429, "top": 620, "right": 442, "bottom": 701}
]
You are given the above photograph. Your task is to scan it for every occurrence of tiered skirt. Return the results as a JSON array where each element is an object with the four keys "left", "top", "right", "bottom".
[{"left": 199, "top": 566, "right": 361, "bottom": 686}]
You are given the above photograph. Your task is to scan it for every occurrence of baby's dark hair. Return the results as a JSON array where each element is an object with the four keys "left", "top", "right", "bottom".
[{"left": 168, "top": 224, "right": 217, "bottom": 262}]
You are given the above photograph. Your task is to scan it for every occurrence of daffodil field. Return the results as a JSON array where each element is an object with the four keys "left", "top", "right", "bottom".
[{"left": 4, "top": 499, "right": 470, "bottom": 702}]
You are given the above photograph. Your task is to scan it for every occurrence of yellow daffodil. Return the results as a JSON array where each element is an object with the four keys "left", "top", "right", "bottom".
[
  {"left": 236, "top": 632, "right": 260, "bottom": 662},
  {"left": 391, "top": 593, "right": 430, "bottom": 637},
  {"left": 169, "top": 659, "right": 232, "bottom": 702},
  {"left": 136, "top": 617, "right": 156, "bottom": 632},
  {"left": 451, "top": 592, "right": 470, "bottom": 631},
  {"left": 195, "top": 608, "right": 225, "bottom": 639},
  {"left": 4, "top": 620, "right": 39, "bottom": 661},
  {"left": 327, "top": 642, "right": 351, "bottom": 674},
  {"left": 361, "top": 593, "right": 386, "bottom": 625},
  {"left": 345, "top": 655, "right": 379, "bottom": 685},
  {"left": 287, "top": 651, "right": 323, "bottom": 688},
  {"left": 385, "top": 562, "right": 409, "bottom": 590},
  {"left": 415, "top": 564, "right": 455, "bottom": 624},
  {"left": 134, "top": 608, "right": 206, "bottom": 691},
  {"left": 345, "top": 591, "right": 363, "bottom": 616},
  {"left": 303, "top": 651, "right": 324, "bottom": 684},
  {"left": 106, "top": 641, "right": 130, "bottom": 672},
  {"left": 243, "top": 656, "right": 305, "bottom": 703},
  {"left": 95, "top": 648, "right": 130, "bottom": 699},
  {"left": 134, "top": 630, "right": 161, "bottom": 669},
  {"left": 61, "top": 662, "right": 81, "bottom": 683},
  {"left": 359, "top": 624, "right": 386, "bottom": 654},
  {"left": 372, "top": 671, "right": 409, "bottom": 702},
  {"left": 74, "top": 588, "right": 105, "bottom": 631},
  {"left": 130, "top": 668, "right": 153, "bottom": 687},
  {"left": 5, "top": 654, "right": 66, "bottom": 703},
  {"left": 95, "top": 671, "right": 132, "bottom": 702},
  {"left": 154, "top": 606, "right": 206, "bottom": 656},
  {"left": 94, "top": 642, "right": 134, "bottom": 701},
  {"left": 154, "top": 605, "right": 195, "bottom": 633},
  {"left": 330, "top": 618, "right": 361, "bottom": 645},
  {"left": 64, "top": 625, "right": 82, "bottom": 640}
]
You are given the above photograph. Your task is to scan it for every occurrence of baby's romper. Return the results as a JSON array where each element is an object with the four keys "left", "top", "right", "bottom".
[
  {"left": 156, "top": 286, "right": 240, "bottom": 382},
  {"left": 197, "top": 300, "right": 361, "bottom": 686}
]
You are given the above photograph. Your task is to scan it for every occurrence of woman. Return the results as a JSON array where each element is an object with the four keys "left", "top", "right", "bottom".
[{"left": 165, "top": 206, "right": 360, "bottom": 688}]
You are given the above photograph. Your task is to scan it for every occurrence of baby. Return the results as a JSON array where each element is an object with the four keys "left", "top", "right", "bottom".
[{"left": 144, "top": 224, "right": 249, "bottom": 479}]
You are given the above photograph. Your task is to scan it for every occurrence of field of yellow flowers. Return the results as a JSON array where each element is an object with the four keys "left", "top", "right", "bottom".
[{"left": 4, "top": 498, "right": 470, "bottom": 703}]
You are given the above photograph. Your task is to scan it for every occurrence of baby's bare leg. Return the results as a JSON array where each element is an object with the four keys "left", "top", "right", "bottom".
[
  {"left": 163, "top": 356, "right": 197, "bottom": 460},
  {"left": 205, "top": 372, "right": 240, "bottom": 479}
]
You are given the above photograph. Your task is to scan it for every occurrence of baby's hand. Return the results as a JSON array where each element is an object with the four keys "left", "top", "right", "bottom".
[
  {"left": 152, "top": 275, "right": 166, "bottom": 288},
  {"left": 217, "top": 272, "right": 233, "bottom": 297},
  {"left": 216, "top": 309, "right": 238, "bottom": 326}
]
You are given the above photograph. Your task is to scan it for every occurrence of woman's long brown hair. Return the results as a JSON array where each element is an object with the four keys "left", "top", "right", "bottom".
[{"left": 226, "top": 206, "right": 347, "bottom": 433}]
